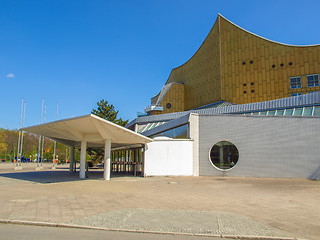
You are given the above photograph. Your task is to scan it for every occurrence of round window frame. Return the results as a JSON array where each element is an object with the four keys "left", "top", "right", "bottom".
[
  {"left": 166, "top": 103, "right": 172, "bottom": 109},
  {"left": 208, "top": 140, "right": 239, "bottom": 172}
]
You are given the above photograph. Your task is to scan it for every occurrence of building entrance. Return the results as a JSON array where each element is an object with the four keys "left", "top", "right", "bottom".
[{"left": 111, "top": 147, "right": 144, "bottom": 177}]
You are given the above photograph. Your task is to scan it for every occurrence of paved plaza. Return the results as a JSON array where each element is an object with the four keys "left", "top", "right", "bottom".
[{"left": 0, "top": 162, "right": 319, "bottom": 239}]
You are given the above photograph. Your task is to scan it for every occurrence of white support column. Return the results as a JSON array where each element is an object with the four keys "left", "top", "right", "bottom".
[
  {"left": 80, "top": 141, "right": 87, "bottom": 179},
  {"left": 103, "top": 139, "right": 111, "bottom": 180},
  {"left": 69, "top": 146, "right": 75, "bottom": 172}
]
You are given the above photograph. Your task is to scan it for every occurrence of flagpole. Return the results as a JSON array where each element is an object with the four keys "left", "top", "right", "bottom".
[
  {"left": 16, "top": 98, "right": 24, "bottom": 169},
  {"left": 41, "top": 104, "right": 46, "bottom": 167},
  {"left": 19, "top": 101, "right": 26, "bottom": 167},
  {"left": 53, "top": 102, "right": 58, "bottom": 168},
  {"left": 37, "top": 98, "right": 44, "bottom": 169}
]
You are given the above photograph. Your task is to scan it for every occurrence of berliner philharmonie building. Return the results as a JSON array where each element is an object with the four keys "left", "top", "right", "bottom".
[
  {"left": 23, "top": 14, "right": 320, "bottom": 180},
  {"left": 125, "top": 14, "right": 320, "bottom": 179}
]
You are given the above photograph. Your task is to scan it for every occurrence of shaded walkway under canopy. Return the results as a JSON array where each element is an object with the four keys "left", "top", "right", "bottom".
[{"left": 22, "top": 114, "right": 152, "bottom": 180}]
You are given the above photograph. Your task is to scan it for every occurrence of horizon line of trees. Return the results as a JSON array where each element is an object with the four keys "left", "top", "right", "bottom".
[{"left": 0, "top": 128, "right": 75, "bottom": 162}]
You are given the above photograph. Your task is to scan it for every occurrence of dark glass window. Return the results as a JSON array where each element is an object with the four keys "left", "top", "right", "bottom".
[
  {"left": 284, "top": 109, "right": 294, "bottom": 116},
  {"left": 303, "top": 107, "right": 313, "bottom": 116},
  {"left": 166, "top": 103, "right": 172, "bottom": 109},
  {"left": 290, "top": 76, "right": 301, "bottom": 89},
  {"left": 307, "top": 74, "right": 319, "bottom": 87},
  {"left": 313, "top": 106, "right": 320, "bottom": 116},
  {"left": 294, "top": 108, "right": 303, "bottom": 116},
  {"left": 276, "top": 110, "right": 285, "bottom": 115},
  {"left": 210, "top": 141, "right": 239, "bottom": 170},
  {"left": 267, "top": 110, "right": 276, "bottom": 116},
  {"left": 151, "top": 124, "right": 188, "bottom": 139}
]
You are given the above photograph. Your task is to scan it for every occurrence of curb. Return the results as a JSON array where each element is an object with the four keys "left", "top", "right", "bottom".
[{"left": 0, "top": 219, "right": 302, "bottom": 240}]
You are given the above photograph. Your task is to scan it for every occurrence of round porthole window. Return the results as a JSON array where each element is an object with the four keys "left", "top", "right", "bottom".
[
  {"left": 209, "top": 141, "right": 239, "bottom": 170},
  {"left": 166, "top": 103, "right": 172, "bottom": 109}
]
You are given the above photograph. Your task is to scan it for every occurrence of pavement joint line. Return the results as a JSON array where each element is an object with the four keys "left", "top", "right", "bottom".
[{"left": 0, "top": 219, "right": 298, "bottom": 240}]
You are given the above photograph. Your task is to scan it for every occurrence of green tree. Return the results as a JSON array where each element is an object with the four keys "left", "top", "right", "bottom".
[
  {"left": 0, "top": 129, "right": 8, "bottom": 158},
  {"left": 91, "top": 99, "right": 128, "bottom": 127},
  {"left": 89, "top": 99, "right": 129, "bottom": 162},
  {"left": 0, "top": 128, "right": 70, "bottom": 162}
]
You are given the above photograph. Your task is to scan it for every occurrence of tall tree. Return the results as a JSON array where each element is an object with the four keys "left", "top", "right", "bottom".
[
  {"left": 89, "top": 99, "right": 129, "bottom": 162},
  {"left": 0, "top": 129, "right": 8, "bottom": 157},
  {"left": 91, "top": 99, "right": 128, "bottom": 127}
]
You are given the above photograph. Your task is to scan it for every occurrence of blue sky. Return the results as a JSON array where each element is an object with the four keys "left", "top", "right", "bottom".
[{"left": 1, "top": 0, "right": 320, "bottom": 129}]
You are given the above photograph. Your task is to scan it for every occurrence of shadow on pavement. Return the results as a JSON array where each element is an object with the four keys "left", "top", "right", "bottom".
[{"left": 0, "top": 170, "right": 106, "bottom": 184}]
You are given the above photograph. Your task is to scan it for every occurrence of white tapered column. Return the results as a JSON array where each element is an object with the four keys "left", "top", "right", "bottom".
[
  {"left": 104, "top": 139, "right": 111, "bottom": 180},
  {"left": 69, "top": 146, "right": 75, "bottom": 172},
  {"left": 80, "top": 141, "right": 87, "bottom": 179}
]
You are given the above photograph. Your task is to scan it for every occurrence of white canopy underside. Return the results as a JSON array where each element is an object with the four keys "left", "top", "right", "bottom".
[{"left": 21, "top": 114, "right": 152, "bottom": 148}]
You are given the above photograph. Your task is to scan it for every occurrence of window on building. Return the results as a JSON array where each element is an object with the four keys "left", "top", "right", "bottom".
[
  {"left": 284, "top": 109, "right": 294, "bottom": 116},
  {"left": 303, "top": 107, "right": 313, "bottom": 116},
  {"left": 307, "top": 74, "right": 319, "bottom": 87},
  {"left": 276, "top": 109, "right": 285, "bottom": 115},
  {"left": 313, "top": 106, "right": 320, "bottom": 116},
  {"left": 291, "top": 93, "right": 302, "bottom": 97},
  {"left": 267, "top": 110, "right": 276, "bottom": 116},
  {"left": 290, "top": 76, "right": 301, "bottom": 89},
  {"left": 293, "top": 108, "right": 303, "bottom": 116},
  {"left": 151, "top": 124, "right": 188, "bottom": 139},
  {"left": 209, "top": 141, "right": 239, "bottom": 170}
]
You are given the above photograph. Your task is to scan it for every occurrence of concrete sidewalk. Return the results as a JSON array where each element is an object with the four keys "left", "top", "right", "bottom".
[{"left": 0, "top": 163, "right": 318, "bottom": 239}]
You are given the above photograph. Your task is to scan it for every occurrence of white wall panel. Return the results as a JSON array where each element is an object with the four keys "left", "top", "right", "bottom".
[{"left": 145, "top": 139, "right": 193, "bottom": 176}]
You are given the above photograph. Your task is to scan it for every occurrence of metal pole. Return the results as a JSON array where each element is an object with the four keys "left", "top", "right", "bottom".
[
  {"left": 16, "top": 98, "right": 24, "bottom": 168},
  {"left": 19, "top": 102, "right": 26, "bottom": 166},
  {"left": 37, "top": 98, "right": 44, "bottom": 168},
  {"left": 13, "top": 146, "right": 16, "bottom": 166},
  {"left": 53, "top": 102, "right": 58, "bottom": 167},
  {"left": 41, "top": 104, "right": 46, "bottom": 166}
]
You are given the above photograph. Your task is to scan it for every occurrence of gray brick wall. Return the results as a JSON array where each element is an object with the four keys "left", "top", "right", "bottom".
[{"left": 197, "top": 115, "right": 320, "bottom": 178}]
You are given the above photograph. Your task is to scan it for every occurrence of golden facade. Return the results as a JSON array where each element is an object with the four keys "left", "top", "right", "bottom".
[{"left": 147, "top": 14, "right": 320, "bottom": 115}]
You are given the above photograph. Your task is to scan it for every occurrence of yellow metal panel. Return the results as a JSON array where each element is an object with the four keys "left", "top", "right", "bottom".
[{"left": 150, "top": 15, "right": 320, "bottom": 115}]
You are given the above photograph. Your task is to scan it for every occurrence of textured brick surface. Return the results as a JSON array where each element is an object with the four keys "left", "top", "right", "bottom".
[
  {"left": 0, "top": 164, "right": 319, "bottom": 239},
  {"left": 198, "top": 114, "right": 320, "bottom": 178}
]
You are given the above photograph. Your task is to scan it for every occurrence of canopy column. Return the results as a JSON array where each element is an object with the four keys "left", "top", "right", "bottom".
[
  {"left": 103, "top": 139, "right": 111, "bottom": 180},
  {"left": 80, "top": 141, "right": 87, "bottom": 179},
  {"left": 69, "top": 146, "right": 75, "bottom": 172}
]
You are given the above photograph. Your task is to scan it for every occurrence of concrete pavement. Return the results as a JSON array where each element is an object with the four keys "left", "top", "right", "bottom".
[{"left": 0, "top": 162, "right": 318, "bottom": 239}]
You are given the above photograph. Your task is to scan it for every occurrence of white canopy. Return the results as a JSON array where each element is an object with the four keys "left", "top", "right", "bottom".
[{"left": 22, "top": 114, "right": 152, "bottom": 148}]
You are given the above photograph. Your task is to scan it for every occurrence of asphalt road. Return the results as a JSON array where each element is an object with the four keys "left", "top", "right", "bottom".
[{"left": 0, "top": 223, "right": 234, "bottom": 240}]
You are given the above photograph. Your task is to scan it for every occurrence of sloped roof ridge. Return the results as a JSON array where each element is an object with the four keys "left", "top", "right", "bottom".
[
  {"left": 155, "top": 82, "right": 173, "bottom": 106},
  {"left": 128, "top": 91, "right": 320, "bottom": 127},
  {"left": 218, "top": 13, "right": 320, "bottom": 47}
]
